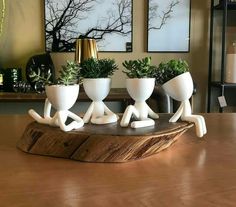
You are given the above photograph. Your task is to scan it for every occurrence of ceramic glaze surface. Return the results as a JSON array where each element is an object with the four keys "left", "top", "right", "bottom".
[
  {"left": 126, "top": 78, "right": 155, "bottom": 102},
  {"left": 121, "top": 78, "right": 159, "bottom": 129},
  {"left": 161, "top": 72, "right": 207, "bottom": 137},
  {"left": 29, "top": 84, "right": 84, "bottom": 132},
  {"left": 83, "top": 78, "right": 118, "bottom": 124},
  {"left": 162, "top": 72, "right": 193, "bottom": 101},
  {"left": 46, "top": 85, "right": 79, "bottom": 110},
  {"left": 83, "top": 78, "right": 111, "bottom": 101}
]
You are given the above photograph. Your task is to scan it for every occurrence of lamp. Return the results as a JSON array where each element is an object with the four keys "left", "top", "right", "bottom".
[{"left": 75, "top": 37, "right": 98, "bottom": 63}]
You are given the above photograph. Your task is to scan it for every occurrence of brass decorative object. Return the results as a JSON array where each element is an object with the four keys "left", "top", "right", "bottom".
[{"left": 75, "top": 38, "right": 98, "bottom": 63}]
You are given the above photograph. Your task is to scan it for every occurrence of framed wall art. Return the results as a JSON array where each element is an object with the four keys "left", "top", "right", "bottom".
[
  {"left": 44, "top": 0, "right": 133, "bottom": 52},
  {"left": 147, "top": 0, "right": 191, "bottom": 52}
]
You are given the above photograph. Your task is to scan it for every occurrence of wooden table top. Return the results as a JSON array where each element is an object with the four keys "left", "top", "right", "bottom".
[{"left": 1, "top": 113, "right": 236, "bottom": 206}]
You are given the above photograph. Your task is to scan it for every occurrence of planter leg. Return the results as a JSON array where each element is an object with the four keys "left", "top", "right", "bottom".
[
  {"left": 131, "top": 118, "right": 155, "bottom": 128},
  {"left": 120, "top": 105, "right": 139, "bottom": 127}
]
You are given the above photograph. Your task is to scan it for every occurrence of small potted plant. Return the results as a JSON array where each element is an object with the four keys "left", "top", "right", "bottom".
[
  {"left": 79, "top": 57, "right": 119, "bottom": 124},
  {"left": 28, "top": 61, "right": 84, "bottom": 132},
  {"left": 156, "top": 59, "right": 207, "bottom": 137},
  {"left": 120, "top": 57, "right": 159, "bottom": 128}
]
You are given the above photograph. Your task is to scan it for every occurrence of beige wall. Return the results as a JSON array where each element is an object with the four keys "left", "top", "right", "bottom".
[{"left": 0, "top": 0, "right": 210, "bottom": 112}]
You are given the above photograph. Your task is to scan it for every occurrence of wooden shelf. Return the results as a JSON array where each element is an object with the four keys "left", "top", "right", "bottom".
[
  {"left": 0, "top": 88, "right": 131, "bottom": 103},
  {"left": 17, "top": 114, "right": 193, "bottom": 163},
  {"left": 214, "top": 2, "right": 236, "bottom": 10}
]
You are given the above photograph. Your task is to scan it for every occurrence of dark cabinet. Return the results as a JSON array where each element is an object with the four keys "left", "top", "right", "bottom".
[{"left": 208, "top": 0, "right": 236, "bottom": 112}]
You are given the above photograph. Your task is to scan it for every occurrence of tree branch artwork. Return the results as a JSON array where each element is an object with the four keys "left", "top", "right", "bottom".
[
  {"left": 148, "top": 0, "right": 180, "bottom": 31},
  {"left": 45, "top": 0, "right": 132, "bottom": 52},
  {"left": 147, "top": 0, "right": 190, "bottom": 52}
]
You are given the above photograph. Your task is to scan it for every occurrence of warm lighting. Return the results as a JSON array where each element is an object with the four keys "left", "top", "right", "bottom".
[{"left": 75, "top": 38, "right": 98, "bottom": 63}]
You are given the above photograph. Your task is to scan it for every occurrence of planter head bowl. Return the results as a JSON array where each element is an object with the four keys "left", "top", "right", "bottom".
[
  {"left": 126, "top": 78, "right": 155, "bottom": 102},
  {"left": 162, "top": 72, "right": 193, "bottom": 101},
  {"left": 83, "top": 78, "right": 111, "bottom": 101},
  {"left": 45, "top": 84, "right": 79, "bottom": 110}
]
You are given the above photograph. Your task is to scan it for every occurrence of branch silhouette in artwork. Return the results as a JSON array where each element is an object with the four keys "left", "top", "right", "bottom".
[
  {"left": 148, "top": 0, "right": 180, "bottom": 31},
  {"left": 45, "top": 0, "right": 132, "bottom": 52}
]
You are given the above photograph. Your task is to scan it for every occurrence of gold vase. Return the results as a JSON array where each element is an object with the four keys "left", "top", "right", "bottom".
[{"left": 75, "top": 38, "right": 98, "bottom": 63}]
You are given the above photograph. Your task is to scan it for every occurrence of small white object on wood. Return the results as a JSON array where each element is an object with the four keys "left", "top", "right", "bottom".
[
  {"left": 29, "top": 84, "right": 84, "bottom": 132},
  {"left": 83, "top": 78, "right": 119, "bottom": 124},
  {"left": 162, "top": 72, "right": 207, "bottom": 137},
  {"left": 120, "top": 78, "right": 159, "bottom": 128}
]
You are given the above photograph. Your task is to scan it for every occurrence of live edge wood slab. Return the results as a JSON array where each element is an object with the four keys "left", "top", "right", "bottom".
[{"left": 17, "top": 114, "right": 194, "bottom": 163}]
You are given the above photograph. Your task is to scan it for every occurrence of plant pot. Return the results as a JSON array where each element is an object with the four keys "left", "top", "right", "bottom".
[
  {"left": 45, "top": 84, "right": 79, "bottom": 110},
  {"left": 83, "top": 78, "right": 118, "bottom": 124},
  {"left": 161, "top": 72, "right": 206, "bottom": 137},
  {"left": 120, "top": 78, "right": 159, "bottom": 128},
  {"left": 126, "top": 78, "right": 155, "bottom": 102},
  {"left": 162, "top": 72, "right": 193, "bottom": 101},
  {"left": 29, "top": 84, "right": 84, "bottom": 132}
]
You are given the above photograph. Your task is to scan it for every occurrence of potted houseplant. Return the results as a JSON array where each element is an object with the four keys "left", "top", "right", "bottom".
[
  {"left": 28, "top": 61, "right": 84, "bottom": 132},
  {"left": 156, "top": 59, "right": 207, "bottom": 137},
  {"left": 79, "top": 57, "right": 119, "bottom": 124},
  {"left": 120, "top": 57, "right": 159, "bottom": 128}
]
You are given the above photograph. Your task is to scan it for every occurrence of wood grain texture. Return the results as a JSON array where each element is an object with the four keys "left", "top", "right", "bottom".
[{"left": 17, "top": 114, "right": 193, "bottom": 162}]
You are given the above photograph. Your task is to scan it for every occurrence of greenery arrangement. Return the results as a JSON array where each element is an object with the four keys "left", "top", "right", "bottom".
[
  {"left": 79, "top": 57, "right": 118, "bottom": 78},
  {"left": 122, "top": 57, "right": 157, "bottom": 78},
  {"left": 29, "top": 61, "right": 80, "bottom": 86},
  {"left": 155, "top": 59, "right": 189, "bottom": 85}
]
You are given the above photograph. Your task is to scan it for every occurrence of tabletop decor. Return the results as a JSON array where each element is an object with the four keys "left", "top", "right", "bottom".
[
  {"left": 120, "top": 57, "right": 159, "bottom": 128},
  {"left": 156, "top": 59, "right": 207, "bottom": 137},
  {"left": 79, "top": 57, "right": 119, "bottom": 124},
  {"left": 17, "top": 114, "right": 194, "bottom": 163},
  {"left": 28, "top": 61, "right": 84, "bottom": 132}
]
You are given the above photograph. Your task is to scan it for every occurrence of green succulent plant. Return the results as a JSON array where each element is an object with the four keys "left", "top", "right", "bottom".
[
  {"left": 155, "top": 59, "right": 189, "bottom": 85},
  {"left": 79, "top": 58, "right": 118, "bottom": 78},
  {"left": 29, "top": 60, "right": 80, "bottom": 86},
  {"left": 122, "top": 57, "right": 157, "bottom": 78}
]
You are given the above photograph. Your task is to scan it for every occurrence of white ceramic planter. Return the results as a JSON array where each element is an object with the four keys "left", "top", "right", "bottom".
[
  {"left": 83, "top": 78, "right": 118, "bottom": 124},
  {"left": 29, "top": 84, "right": 84, "bottom": 132},
  {"left": 162, "top": 72, "right": 207, "bottom": 137},
  {"left": 120, "top": 78, "right": 159, "bottom": 128}
]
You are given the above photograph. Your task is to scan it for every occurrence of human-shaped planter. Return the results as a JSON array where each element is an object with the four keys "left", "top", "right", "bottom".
[
  {"left": 80, "top": 58, "right": 119, "bottom": 124},
  {"left": 162, "top": 72, "right": 207, "bottom": 137},
  {"left": 82, "top": 78, "right": 118, "bottom": 124},
  {"left": 120, "top": 78, "right": 159, "bottom": 128},
  {"left": 120, "top": 57, "right": 159, "bottom": 128},
  {"left": 28, "top": 61, "right": 84, "bottom": 132},
  {"left": 29, "top": 85, "right": 84, "bottom": 132}
]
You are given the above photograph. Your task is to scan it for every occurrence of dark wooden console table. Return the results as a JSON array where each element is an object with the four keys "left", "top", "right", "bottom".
[{"left": 0, "top": 88, "right": 131, "bottom": 103}]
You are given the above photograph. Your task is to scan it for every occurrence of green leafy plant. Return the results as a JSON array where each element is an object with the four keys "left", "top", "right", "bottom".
[
  {"left": 122, "top": 57, "right": 157, "bottom": 78},
  {"left": 79, "top": 58, "right": 118, "bottom": 78},
  {"left": 29, "top": 61, "right": 80, "bottom": 86},
  {"left": 155, "top": 59, "right": 189, "bottom": 85}
]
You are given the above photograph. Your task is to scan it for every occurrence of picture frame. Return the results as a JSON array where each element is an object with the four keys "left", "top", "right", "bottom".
[
  {"left": 44, "top": 0, "right": 133, "bottom": 52},
  {"left": 147, "top": 0, "right": 191, "bottom": 52}
]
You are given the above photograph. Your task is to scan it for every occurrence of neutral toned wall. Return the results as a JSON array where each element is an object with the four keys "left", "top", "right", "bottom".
[{"left": 0, "top": 0, "right": 210, "bottom": 112}]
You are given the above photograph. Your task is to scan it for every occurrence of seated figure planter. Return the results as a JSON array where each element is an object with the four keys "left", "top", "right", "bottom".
[
  {"left": 120, "top": 57, "right": 159, "bottom": 128},
  {"left": 80, "top": 58, "right": 119, "bottom": 124},
  {"left": 156, "top": 59, "right": 207, "bottom": 137},
  {"left": 28, "top": 61, "right": 84, "bottom": 132}
]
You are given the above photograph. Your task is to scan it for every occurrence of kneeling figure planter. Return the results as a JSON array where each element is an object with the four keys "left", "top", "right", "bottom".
[
  {"left": 29, "top": 85, "right": 84, "bottom": 132},
  {"left": 120, "top": 78, "right": 159, "bottom": 128},
  {"left": 162, "top": 72, "right": 207, "bottom": 137},
  {"left": 83, "top": 78, "right": 119, "bottom": 124}
]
